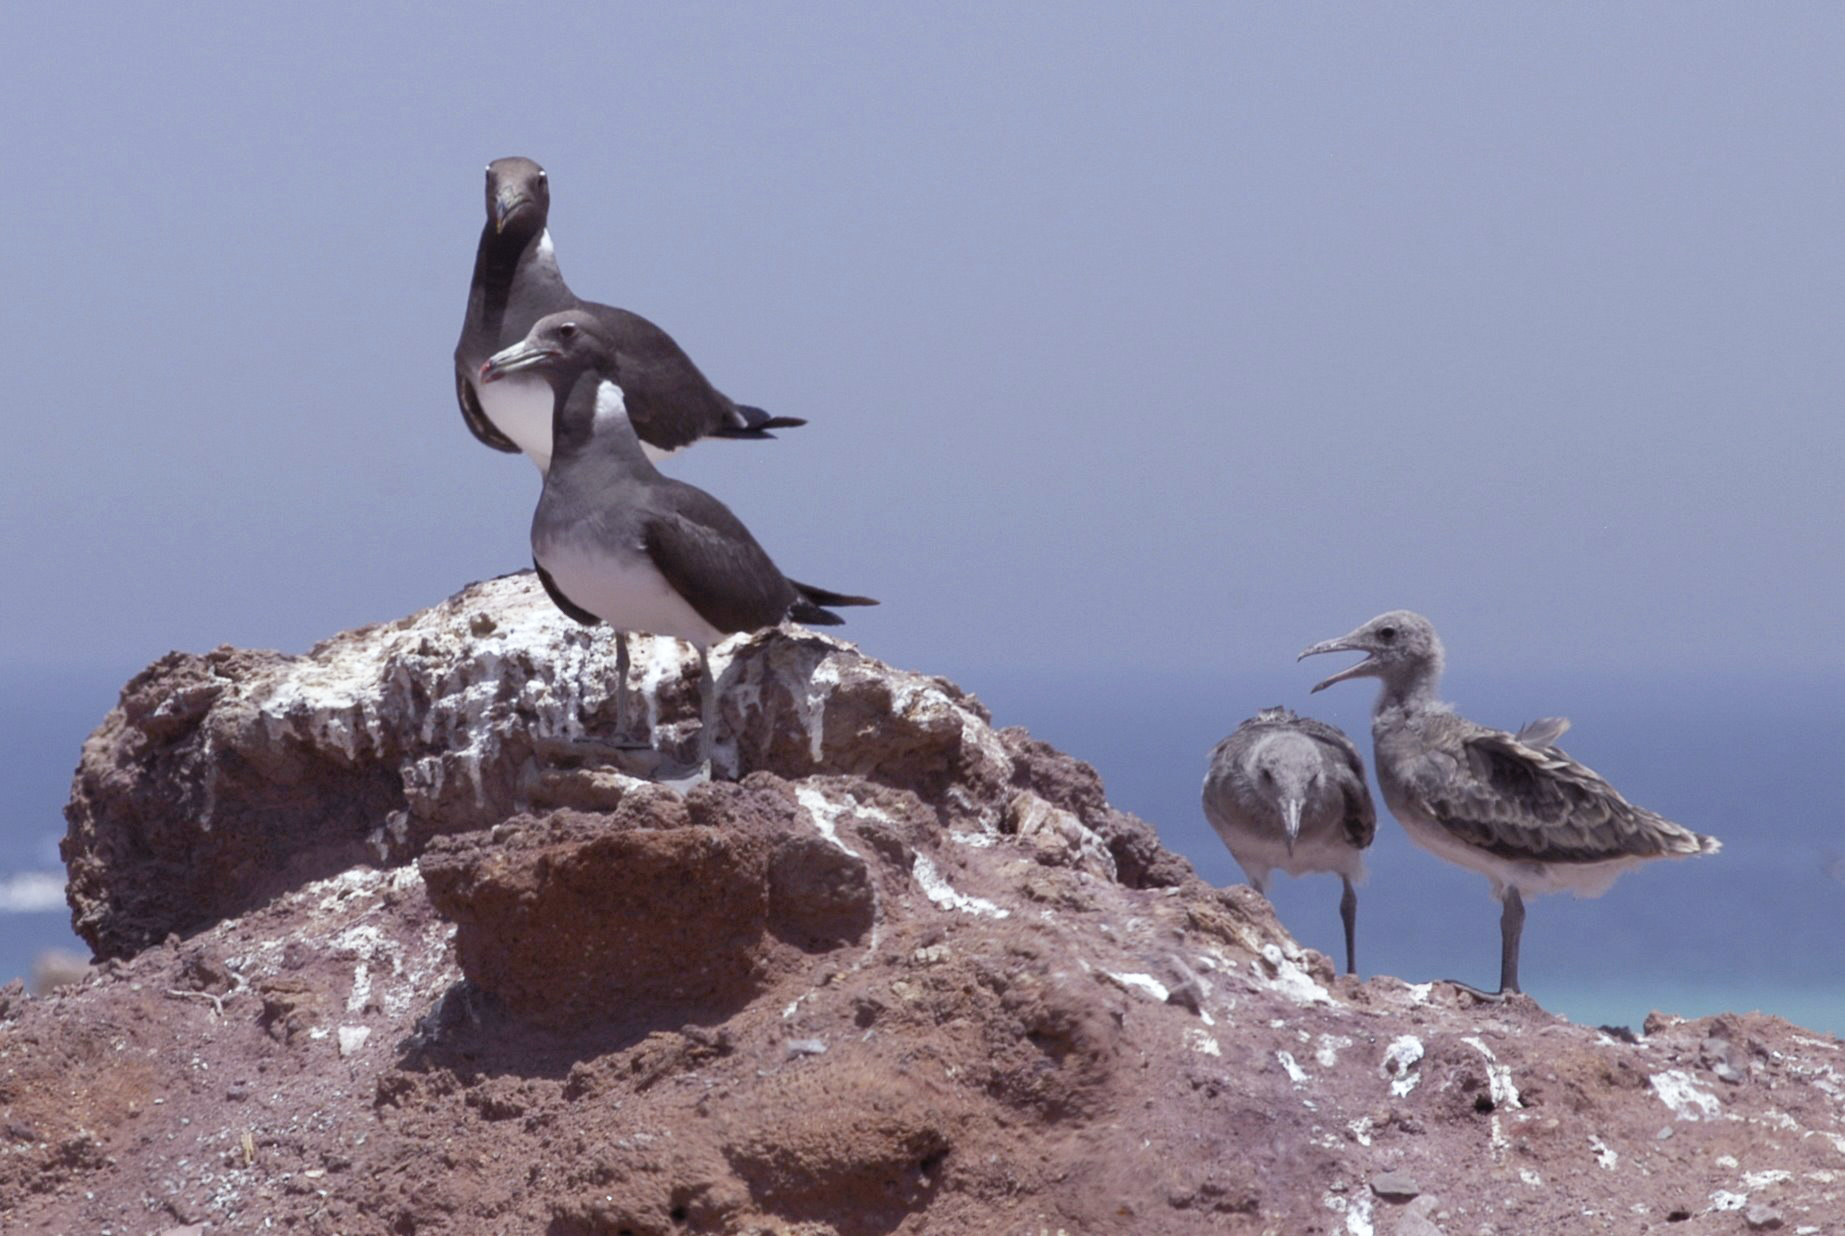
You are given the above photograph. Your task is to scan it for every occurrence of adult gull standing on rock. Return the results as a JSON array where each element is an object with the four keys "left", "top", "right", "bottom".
[
  {"left": 456, "top": 158, "right": 814, "bottom": 745},
  {"left": 1299, "top": 609, "right": 1721, "bottom": 997},
  {"left": 456, "top": 156, "right": 804, "bottom": 472},
  {"left": 480, "top": 311, "right": 874, "bottom": 776},
  {"left": 1202, "top": 707, "right": 1377, "bottom": 975}
]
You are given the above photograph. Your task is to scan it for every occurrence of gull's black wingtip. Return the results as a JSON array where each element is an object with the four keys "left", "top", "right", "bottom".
[
  {"left": 791, "top": 580, "right": 878, "bottom": 609},
  {"left": 789, "top": 578, "right": 877, "bottom": 627},
  {"left": 738, "top": 404, "right": 807, "bottom": 430},
  {"left": 791, "top": 603, "right": 848, "bottom": 626},
  {"left": 713, "top": 405, "right": 808, "bottom": 440}
]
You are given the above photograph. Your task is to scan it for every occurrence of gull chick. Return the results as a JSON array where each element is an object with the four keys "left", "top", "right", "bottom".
[
  {"left": 1203, "top": 707, "right": 1376, "bottom": 975},
  {"left": 1300, "top": 609, "right": 1720, "bottom": 996}
]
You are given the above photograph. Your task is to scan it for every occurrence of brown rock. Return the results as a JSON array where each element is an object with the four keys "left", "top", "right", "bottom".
[
  {"left": 64, "top": 575, "right": 1155, "bottom": 960},
  {"left": 421, "top": 808, "right": 776, "bottom": 1026},
  {"left": 1371, "top": 1169, "right": 1421, "bottom": 1199},
  {"left": 1746, "top": 1202, "right": 1786, "bottom": 1230}
]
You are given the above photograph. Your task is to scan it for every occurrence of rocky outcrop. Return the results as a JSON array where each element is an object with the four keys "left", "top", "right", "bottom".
[
  {"left": 6, "top": 577, "right": 1843, "bottom": 1233},
  {"left": 61, "top": 574, "right": 1179, "bottom": 960}
]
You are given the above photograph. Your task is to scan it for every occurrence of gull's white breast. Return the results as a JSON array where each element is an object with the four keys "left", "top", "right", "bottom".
[
  {"left": 478, "top": 374, "right": 556, "bottom": 472},
  {"left": 1203, "top": 789, "right": 1365, "bottom": 891},
  {"left": 535, "top": 537, "right": 726, "bottom": 648}
]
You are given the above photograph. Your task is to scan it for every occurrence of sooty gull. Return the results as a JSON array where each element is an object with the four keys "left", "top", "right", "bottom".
[
  {"left": 456, "top": 156, "right": 803, "bottom": 472},
  {"left": 480, "top": 310, "right": 874, "bottom": 775},
  {"left": 1202, "top": 707, "right": 1377, "bottom": 975},
  {"left": 1299, "top": 609, "right": 1720, "bottom": 997}
]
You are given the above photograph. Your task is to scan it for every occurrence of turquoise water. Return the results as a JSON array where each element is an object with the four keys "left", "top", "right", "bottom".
[
  {"left": 5, "top": 662, "right": 1841, "bottom": 1038},
  {"left": 1541, "top": 983, "right": 1845, "bottom": 1039}
]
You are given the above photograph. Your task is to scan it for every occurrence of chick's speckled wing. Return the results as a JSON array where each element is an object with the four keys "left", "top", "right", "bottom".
[{"left": 1414, "top": 721, "right": 1704, "bottom": 864}]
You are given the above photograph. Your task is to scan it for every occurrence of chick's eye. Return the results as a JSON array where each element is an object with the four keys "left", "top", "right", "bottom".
[{"left": 1378, "top": 626, "right": 1397, "bottom": 642}]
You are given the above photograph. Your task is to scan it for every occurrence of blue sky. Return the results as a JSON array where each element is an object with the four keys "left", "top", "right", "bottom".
[{"left": 4, "top": 3, "right": 1841, "bottom": 686}]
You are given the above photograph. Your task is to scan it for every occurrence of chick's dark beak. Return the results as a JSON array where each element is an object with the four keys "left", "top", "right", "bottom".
[{"left": 1298, "top": 636, "right": 1373, "bottom": 694}]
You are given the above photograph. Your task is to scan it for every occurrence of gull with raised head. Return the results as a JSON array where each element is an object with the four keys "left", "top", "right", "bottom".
[
  {"left": 1300, "top": 610, "right": 1720, "bottom": 997},
  {"left": 480, "top": 311, "right": 873, "bottom": 775},
  {"left": 457, "top": 156, "right": 803, "bottom": 472}
]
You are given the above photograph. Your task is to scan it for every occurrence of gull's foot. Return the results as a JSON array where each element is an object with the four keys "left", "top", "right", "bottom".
[
  {"left": 1440, "top": 978, "right": 1513, "bottom": 1004},
  {"left": 1437, "top": 980, "right": 1539, "bottom": 1009},
  {"left": 655, "top": 759, "right": 715, "bottom": 793},
  {"left": 572, "top": 735, "right": 656, "bottom": 753},
  {"left": 566, "top": 739, "right": 680, "bottom": 781}
]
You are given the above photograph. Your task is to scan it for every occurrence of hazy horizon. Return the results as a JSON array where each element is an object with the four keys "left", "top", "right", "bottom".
[{"left": 5, "top": 656, "right": 1840, "bottom": 1036}]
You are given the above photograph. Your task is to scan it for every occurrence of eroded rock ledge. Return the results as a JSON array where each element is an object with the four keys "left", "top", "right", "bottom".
[
  {"left": 62, "top": 573, "right": 1180, "bottom": 960},
  {"left": 2, "top": 576, "right": 1840, "bottom": 1234}
]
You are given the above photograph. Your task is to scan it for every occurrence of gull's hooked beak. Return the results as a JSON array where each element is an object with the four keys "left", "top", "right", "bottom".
[
  {"left": 1282, "top": 798, "right": 1303, "bottom": 857},
  {"left": 1298, "top": 633, "right": 1374, "bottom": 694},
  {"left": 479, "top": 339, "right": 556, "bottom": 383},
  {"left": 494, "top": 188, "right": 531, "bottom": 234}
]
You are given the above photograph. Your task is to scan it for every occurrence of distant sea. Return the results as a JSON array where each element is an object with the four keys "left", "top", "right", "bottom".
[
  {"left": 0, "top": 664, "right": 132, "bottom": 988},
  {"left": 4, "top": 661, "right": 1840, "bottom": 1038}
]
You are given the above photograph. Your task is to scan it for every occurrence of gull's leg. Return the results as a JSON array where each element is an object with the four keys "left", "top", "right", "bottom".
[
  {"left": 648, "top": 644, "right": 718, "bottom": 791},
  {"left": 576, "top": 631, "right": 655, "bottom": 752},
  {"left": 613, "top": 631, "right": 634, "bottom": 740},
  {"left": 1339, "top": 876, "right": 1359, "bottom": 976},
  {"left": 1442, "top": 884, "right": 1525, "bottom": 1003},
  {"left": 1498, "top": 886, "right": 1525, "bottom": 995},
  {"left": 575, "top": 634, "right": 664, "bottom": 760},
  {"left": 696, "top": 644, "right": 717, "bottom": 777}
]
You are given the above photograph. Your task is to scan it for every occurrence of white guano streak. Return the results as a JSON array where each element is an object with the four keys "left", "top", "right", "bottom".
[
  {"left": 910, "top": 854, "right": 1008, "bottom": 919},
  {"left": 1650, "top": 1069, "right": 1722, "bottom": 1121},
  {"left": 1463, "top": 1035, "right": 1522, "bottom": 1108},
  {"left": 1381, "top": 1035, "right": 1424, "bottom": 1097}
]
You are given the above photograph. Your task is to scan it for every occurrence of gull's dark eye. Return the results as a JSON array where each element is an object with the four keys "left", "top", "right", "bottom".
[
  {"left": 558, "top": 322, "right": 578, "bottom": 339},
  {"left": 1378, "top": 626, "right": 1398, "bottom": 642}
]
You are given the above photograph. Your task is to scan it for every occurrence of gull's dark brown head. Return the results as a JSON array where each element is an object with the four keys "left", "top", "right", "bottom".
[
  {"left": 479, "top": 311, "right": 617, "bottom": 387},
  {"left": 484, "top": 156, "right": 550, "bottom": 237}
]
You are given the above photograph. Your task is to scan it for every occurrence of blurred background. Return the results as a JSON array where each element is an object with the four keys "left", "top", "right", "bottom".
[{"left": 3, "top": 4, "right": 1840, "bottom": 1028}]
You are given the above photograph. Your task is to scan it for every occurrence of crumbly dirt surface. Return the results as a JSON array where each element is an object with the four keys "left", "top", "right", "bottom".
[{"left": 8, "top": 578, "right": 1843, "bottom": 1234}]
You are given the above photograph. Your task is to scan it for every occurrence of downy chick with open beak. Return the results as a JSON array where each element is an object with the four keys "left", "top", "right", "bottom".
[{"left": 1300, "top": 609, "right": 1718, "bottom": 997}]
